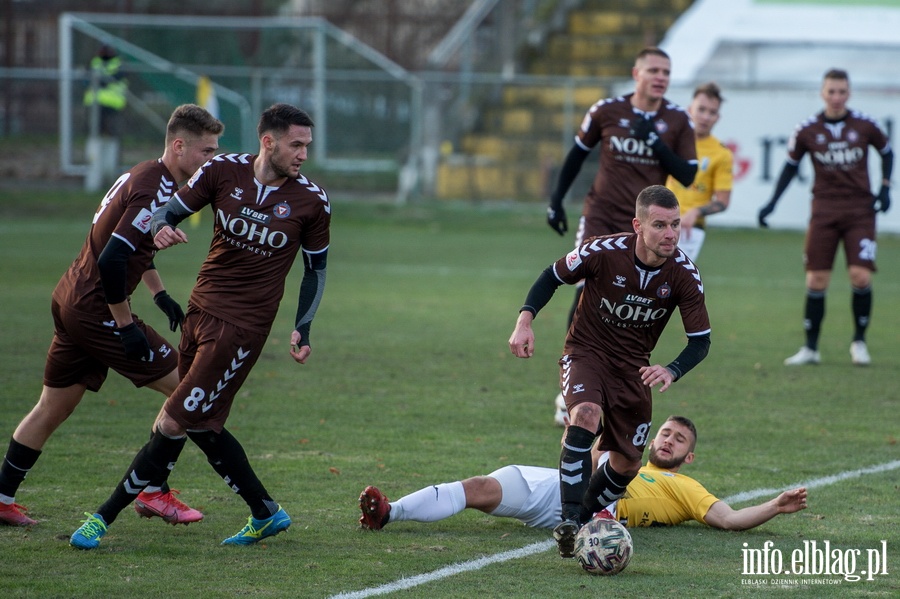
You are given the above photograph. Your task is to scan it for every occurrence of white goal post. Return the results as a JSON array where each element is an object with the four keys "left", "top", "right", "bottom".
[{"left": 58, "top": 12, "right": 421, "bottom": 180}]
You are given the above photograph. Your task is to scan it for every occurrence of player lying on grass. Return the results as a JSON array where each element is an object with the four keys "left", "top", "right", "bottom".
[{"left": 359, "top": 416, "right": 807, "bottom": 532}]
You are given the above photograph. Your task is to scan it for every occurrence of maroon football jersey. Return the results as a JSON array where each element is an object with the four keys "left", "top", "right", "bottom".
[
  {"left": 553, "top": 233, "right": 710, "bottom": 378},
  {"left": 172, "top": 153, "right": 331, "bottom": 334},
  {"left": 576, "top": 93, "right": 697, "bottom": 234},
  {"left": 787, "top": 109, "right": 890, "bottom": 214},
  {"left": 52, "top": 159, "right": 178, "bottom": 315}
]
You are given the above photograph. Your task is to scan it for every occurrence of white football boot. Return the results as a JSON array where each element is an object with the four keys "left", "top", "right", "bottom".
[
  {"left": 554, "top": 393, "right": 570, "bottom": 427},
  {"left": 850, "top": 341, "right": 871, "bottom": 366},
  {"left": 784, "top": 346, "right": 821, "bottom": 366}
]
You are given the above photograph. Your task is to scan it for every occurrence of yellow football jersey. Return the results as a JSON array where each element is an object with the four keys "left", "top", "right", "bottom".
[
  {"left": 617, "top": 463, "right": 720, "bottom": 527},
  {"left": 667, "top": 134, "right": 734, "bottom": 227}
]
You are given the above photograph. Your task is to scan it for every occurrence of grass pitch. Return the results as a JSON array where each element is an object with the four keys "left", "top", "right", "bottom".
[{"left": 0, "top": 189, "right": 898, "bottom": 598}]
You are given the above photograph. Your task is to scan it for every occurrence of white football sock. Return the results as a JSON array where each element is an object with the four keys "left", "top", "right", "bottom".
[{"left": 389, "top": 481, "right": 466, "bottom": 523}]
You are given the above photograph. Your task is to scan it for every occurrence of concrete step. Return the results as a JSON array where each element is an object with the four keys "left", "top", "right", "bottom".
[
  {"left": 436, "top": 159, "right": 547, "bottom": 200},
  {"left": 477, "top": 102, "right": 597, "bottom": 137},
  {"left": 459, "top": 135, "right": 566, "bottom": 162},
  {"left": 433, "top": 0, "right": 695, "bottom": 200},
  {"left": 567, "top": 9, "right": 683, "bottom": 36},
  {"left": 501, "top": 85, "right": 608, "bottom": 109},
  {"left": 529, "top": 59, "right": 633, "bottom": 78},
  {"left": 567, "top": 10, "right": 644, "bottom": 36},
  {"left": 546, "top": 35, "right": 651, "bottom": 64}
]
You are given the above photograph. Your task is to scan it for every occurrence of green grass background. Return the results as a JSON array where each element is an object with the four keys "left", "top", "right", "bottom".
[{"left": 0, "top": 190, "right": 898, "bottom": 598}]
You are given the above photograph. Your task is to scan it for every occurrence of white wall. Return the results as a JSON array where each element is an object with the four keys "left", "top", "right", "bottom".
[{"left": 663, "top": 0, "right": 900, "bottom": 88}]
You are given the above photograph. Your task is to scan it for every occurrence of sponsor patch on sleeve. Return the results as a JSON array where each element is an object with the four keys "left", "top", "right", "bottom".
[
  {"left": 565, "top": 249, "right": 582, "bottom": 271},
  {"left": 132, "top": 207, "right": 154, "bottom": 233}
]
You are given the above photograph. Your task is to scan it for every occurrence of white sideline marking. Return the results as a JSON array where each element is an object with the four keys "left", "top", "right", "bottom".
[
  {"left": 721, "top": 459, "right": 900, "bottom": 504},
  {"left": 329, "top": 541, "right": 554, "bottom": 599},
  {"left": 331, "top": 460, "right": 900, "bottom": 598}
]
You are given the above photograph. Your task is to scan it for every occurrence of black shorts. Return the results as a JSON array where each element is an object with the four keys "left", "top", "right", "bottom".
[{"left": 559, "top": 352, "right": 653, "bottom": 461}]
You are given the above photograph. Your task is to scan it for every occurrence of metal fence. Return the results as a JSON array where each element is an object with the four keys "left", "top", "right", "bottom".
[{"left": 3, "top": 6, "right": 618, "bottom": 202}]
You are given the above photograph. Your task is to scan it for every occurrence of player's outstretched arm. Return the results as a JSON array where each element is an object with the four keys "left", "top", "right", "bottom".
[{"left": 703, "top": 487, "right": 808, "bottom": 531}]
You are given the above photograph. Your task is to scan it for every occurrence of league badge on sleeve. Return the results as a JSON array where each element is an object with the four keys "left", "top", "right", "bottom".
[
  {"left": 565, "top": 249, "right": 582, "bottom": 271},
  {"left": 132, "top": 208, "right": 154, "bottom": 233}
]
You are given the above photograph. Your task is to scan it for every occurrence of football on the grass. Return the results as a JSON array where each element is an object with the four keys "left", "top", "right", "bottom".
[{"left": 574, "top": 517, "right": 633, "bottom": 575}]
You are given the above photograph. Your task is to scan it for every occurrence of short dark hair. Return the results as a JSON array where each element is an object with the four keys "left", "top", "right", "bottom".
[
  {"left": 258, "top": 103, "right": 314, "bottom": 137},
  {"left": 636, "top": 46, "right": 670, "bottom": 63},
  {"left": 636, "top": 184, "right": 679, "bottom": 219},
  {"left": 663, "top": 415, "right": 698, "bottom": 450},
  {"left": 823, "top": 68, "right": 849, "bottom": 83},
  {"left": 165, "top": 104, "right": 224, "bottom": 145},
  {"left": 693, "top": 81, "right": 723, "bottom": 103}
]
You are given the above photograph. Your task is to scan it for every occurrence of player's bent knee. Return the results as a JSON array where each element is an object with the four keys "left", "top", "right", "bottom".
[
  {"left": 155, "top": 411, "right": 186, "bottom": 438},
  {"left": 570, "top": 403, "right": 602, "bottom": 430}
]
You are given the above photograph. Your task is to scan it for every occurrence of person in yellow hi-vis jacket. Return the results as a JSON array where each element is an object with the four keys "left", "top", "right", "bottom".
[
  {"left": 84, "top": 45, "right": 127, "bottom": 137},
  {"left": 84, "top": 45, "right": 128, "bottom": 190}
]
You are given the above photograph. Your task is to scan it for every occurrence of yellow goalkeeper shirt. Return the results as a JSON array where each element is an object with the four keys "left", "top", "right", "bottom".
[
  {"left": 666, "top": 134, "right": 734, "bottom": 228},
  {"left": 618, "top": 463, "right": 720, "bottom": 527}
]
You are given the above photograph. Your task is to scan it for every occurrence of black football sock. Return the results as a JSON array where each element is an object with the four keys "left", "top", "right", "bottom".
[
  {"left": 803, "top": 290, "right": 826, "bottom": 350},
  {"left": 582, "top": 459, "right": 633, "bottom": 515},
  {"left": 851, "top": 286, "right": 871, "bottom": 342},
  {"left": 188, "top": 428, "right": 276, "bottom": 520},
  {"left": 97, "top": 431, "right": 186, "bottom": 525},
  {"left": 0, "top": 438, "right": 42, "bottom": 501},
  {"left": 559, "top": 425, "right": 596, "bottom": 524},
  {"left": 144, "top": 430, "right": 174, "bottom": 494}
]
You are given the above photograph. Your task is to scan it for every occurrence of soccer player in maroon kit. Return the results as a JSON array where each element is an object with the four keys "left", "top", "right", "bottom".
[
  {"left": 70, "top": 104, "right": 331, "bottom": 549},
  {"left": 546, "top": 47, "right": 698, "bottom": 426},
  {"left": 0, "top": 105, "right": 223, "bottom": 527},
  {"left": 510, "top": 185, "right": 711, "bottom": 558},
  {"left": 758, "top": 69, "right": 893, "bottom": 367}
]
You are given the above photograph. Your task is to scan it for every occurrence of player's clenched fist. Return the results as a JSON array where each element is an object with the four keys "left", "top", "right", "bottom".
[
  {"left": 154, "top": 225, "right": 189, "bottom": 250},
  {"left": 509, "top": 311, "right": 536, "bottom": 358}
]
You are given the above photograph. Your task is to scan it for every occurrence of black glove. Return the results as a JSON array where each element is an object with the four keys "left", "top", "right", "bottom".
[
  {"left": 629, "top": 116, "right": 658, "bottom": 146},
  {"left": 153, "top": 291, "right": 184, "bottom": 332},
  {"left": 758, "top": 202, "right": 776, "bottom": 228},
  {"left": 115, "top": 322, "right": 152, "bottom": 361},
  {"left": 873, "top": 185, "right": 891, "bottom": 213},
  {"left": 547, "top": 205, "right": 568, "bottom": 236}
]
